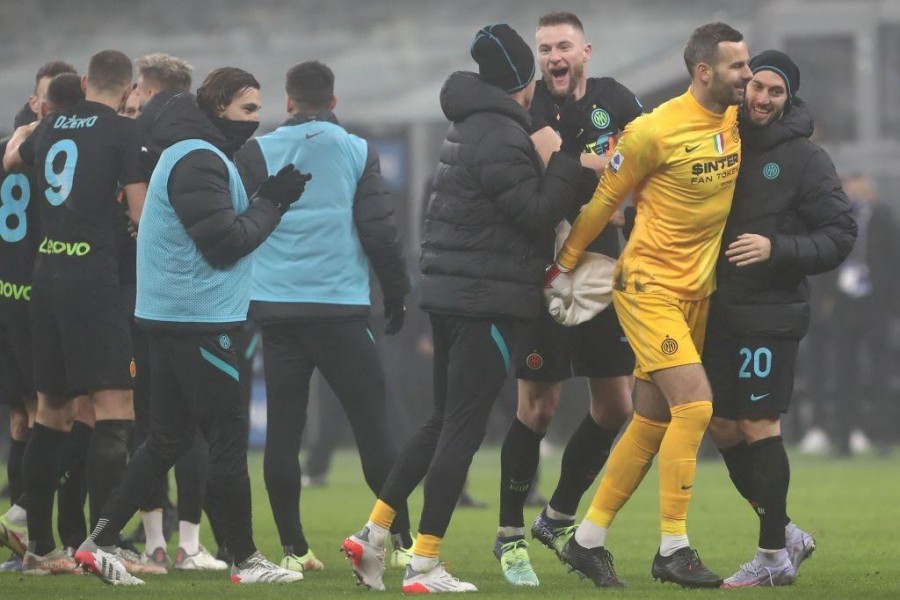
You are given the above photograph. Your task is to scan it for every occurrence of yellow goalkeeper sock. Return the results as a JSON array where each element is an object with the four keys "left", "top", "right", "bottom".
[
  {"left": 584, "top": 413, "right": 669, "bottom": 528},
  {"left": 658, "top": 400, "right": 713, "bottom": 536}
]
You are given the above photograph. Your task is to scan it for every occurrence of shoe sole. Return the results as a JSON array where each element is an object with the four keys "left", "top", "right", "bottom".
[
  {"left": 653, "top": 574, "right": 723, "bottom": 588},
  {"left": 340, "top": 538, "right": 384, "bottom": 591}
]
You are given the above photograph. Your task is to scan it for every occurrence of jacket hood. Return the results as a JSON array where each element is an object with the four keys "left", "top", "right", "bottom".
[
  {"left": 739, "top": 96, "right": 814, "bottom": 151},
  {"left": 138, "top": 90, "right": 226, "bottom": 157},
  {"left": 440, "top": 71, "right": 530, "bottom": 129}
]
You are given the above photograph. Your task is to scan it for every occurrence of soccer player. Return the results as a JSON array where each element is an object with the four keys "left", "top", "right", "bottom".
[
  {"left": 545, "top": 22, "right": 753, "bottom": 588},
  {"left": 0, "top": 76, "right": 47, "bottom": 573},
  {"left": 75, "top": 67, "right": 309, "bottom": 585},
  {"left": 704, "top": 50, "right": 857, "bottom": 587},
  {"left": 3, "top": 50, "right": 146, "bottom": 575},
  {"left": 235, "top": 60, "right": 412, "bottom": 574},
  {"left": 495, "top": 12, "right": 642, "bottom": 586},
  {"left": 342, "top": 23, "right": 586, "bottom": 593},
  {"left": 122, "top": 52, "right": 226, "bottom": 572},
  {"left": 12, "top": 61, "right": 77, "bottom": 128}
]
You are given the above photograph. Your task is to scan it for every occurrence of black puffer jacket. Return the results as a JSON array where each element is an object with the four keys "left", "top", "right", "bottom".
[
  {"left": 139, "top": 90, "right": 281, "bottom": 272},
  {"left": 711, "top": 98, "right": 857, "bottom": 338},
  {"left": 419, "top": 72, "right": 580, "bottom": 319}
]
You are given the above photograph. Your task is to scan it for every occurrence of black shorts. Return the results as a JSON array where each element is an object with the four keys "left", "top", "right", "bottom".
[
  {"left": 704, "top": 329, "right": 799, "bottom": 420},
  {"left": 0, "top": 309, "right": 35, "bottom": 407},
  {"left": 30, "top": 281, "right": 134, "bottom": 396},
  {"left": 514, "top": 305, "right": 635, "bottom": 382}
]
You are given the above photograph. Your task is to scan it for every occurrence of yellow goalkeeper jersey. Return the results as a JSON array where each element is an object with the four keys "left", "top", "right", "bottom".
[{"left": 557, "top": 88, "right": 741, "bottom": 300}]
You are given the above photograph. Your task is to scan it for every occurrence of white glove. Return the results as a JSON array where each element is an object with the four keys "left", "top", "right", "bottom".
[
  {"left": 544, "top": 252, "right": 616, "bottom": 326},
  {"left": 544, "top": 262, "right": 574, "bottom": 323}
]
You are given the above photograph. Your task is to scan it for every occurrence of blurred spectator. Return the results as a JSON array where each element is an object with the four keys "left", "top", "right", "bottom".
[{"left": 801, "top": 174, "right": 900, "bottom": 455}]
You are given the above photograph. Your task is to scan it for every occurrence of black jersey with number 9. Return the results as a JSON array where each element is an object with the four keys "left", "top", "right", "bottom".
[{"left": 19, "top": 100, "right": 144, "bottom": 286}]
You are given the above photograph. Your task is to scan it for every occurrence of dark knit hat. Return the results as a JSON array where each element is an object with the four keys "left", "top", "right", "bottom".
[
  {"left": 470, "top": 24, "right": 535, "bottom": 93},
  {"left": 749, "top": 50, "right": 800, "bottom": 101}
]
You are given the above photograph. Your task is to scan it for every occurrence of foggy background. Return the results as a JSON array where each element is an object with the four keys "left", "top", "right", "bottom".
[{"left": 1, "top": 0, "right": 897, "bottom": 465}]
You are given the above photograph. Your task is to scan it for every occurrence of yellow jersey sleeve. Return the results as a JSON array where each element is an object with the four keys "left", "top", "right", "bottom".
[{"left": 557, "top": 116, "right": 663, "bottom": 271}]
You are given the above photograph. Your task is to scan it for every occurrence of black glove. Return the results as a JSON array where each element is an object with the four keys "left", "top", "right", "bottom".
[
  {"left": 557, "top": 95, "right": 592, "bottom": 157},
  {"left": 257, "top": 164, "right": 312, "bottom": 215},
  {"left": 383, "top": 296, "right": 406, "bottom": 335}
]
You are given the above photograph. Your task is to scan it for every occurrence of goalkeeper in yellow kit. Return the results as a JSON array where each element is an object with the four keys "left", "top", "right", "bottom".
[{"left": 544, "top": 22, "right": 752, "bottom": 588}]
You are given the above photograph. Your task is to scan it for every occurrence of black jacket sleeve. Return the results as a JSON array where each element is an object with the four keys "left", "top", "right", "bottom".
[
  {"left": 234, "top": 139, "right": 269, "bottom": 198},
  {"left": 168, "top": 149, "right": 280, "bottom": 270},
  {"left": 353, "top": 143, "right": 410, "bottom": 299},
  {"left": 768, "top": 148, "right": 858, "bottom": 277},
  {"left": 475, "top": 123, "right": 580, "bottom": 235}
]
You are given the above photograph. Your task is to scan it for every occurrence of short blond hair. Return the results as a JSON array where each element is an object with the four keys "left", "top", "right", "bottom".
[{"left": 136, "top": 53, "right": 193, "bottom": 92}]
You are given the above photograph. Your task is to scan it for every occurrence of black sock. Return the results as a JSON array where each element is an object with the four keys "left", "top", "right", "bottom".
[
  {"left": 549, "top": 414, "right": 618, "bottom": 517},
  {"left": 86, "top": 419, "right": 133, "bottom": 530},
  {"left": 748, "top": 436, "right": 790, "bottom": 550},
  {"left": 57, "top": 420, "right": 93, "bottom": 549},
  {"left": 499, "top": 418, "right": 544, "bottom": 528},
  {"left": 389, "top": 516, "right": 413, "bottom": 549},
  {"left": 720, "top": 440, "right": 755, "bottom": 504},
  {"left": 7, "top": 430, "right": 30, "bottom": 505},
  {"left": 23, "top": 423, "right": 67, "bottom": 555}
]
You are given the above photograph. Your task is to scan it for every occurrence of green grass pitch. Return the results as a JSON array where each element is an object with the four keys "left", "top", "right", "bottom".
[{"left": 1, "top": 447, "right": 897, "bottom": 598}]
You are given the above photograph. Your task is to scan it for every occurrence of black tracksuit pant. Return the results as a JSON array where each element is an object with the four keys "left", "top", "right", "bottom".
[
  {"left": 92, "top": 329, "right": 255, "bottom": 563},
  {"left": 261, "top": 318, "right": 410, "bottom": 551},
  {"left": 379, "top": 313, "right": 513, "bottom": 537}
]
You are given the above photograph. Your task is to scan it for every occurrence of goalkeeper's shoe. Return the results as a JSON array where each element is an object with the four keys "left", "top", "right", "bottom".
[
  {"left": 76, "top": 546, "right": 144, "bottom": 585},
  {"left": 721, "top": 555, "right": 796, "bottom": 588},
  {"left": 341, "top": 527, "right": 386, "bottom": 590},
  {"left": 280, "top": 549, "right": 324, "bottom": 572},
  {"left": 560, "top": 537, "right": 625, "bottom": 588},
  {"left": 651, "top": 547, "right": 722, "bottom": 588},
  {"left": 231, "top": 551, "right": 303, "bottom": 583},
  {"left": 531, "top": 509, "right": 576, "bottom": 558},
  {"left": 493, "top": 537, "right": 539, "bottom": 587}
]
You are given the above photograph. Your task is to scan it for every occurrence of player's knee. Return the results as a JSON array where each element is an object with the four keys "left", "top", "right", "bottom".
[
  {"left": 707, "top": 415, "right": 742, "bottom": 448},
  {"left": 738, "top": 415, "right": 780, "bottom": 442},
  {"left": 516, "top": 383, "right": 560, "bottom": 431}
]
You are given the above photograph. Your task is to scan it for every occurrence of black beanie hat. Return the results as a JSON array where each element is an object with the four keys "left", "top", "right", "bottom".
[
  {"left": 749, "top": 50, "right": 800, "bottom": 101},
  {"left": 470, "top": 24, "right": 535, "bottom": 93}
]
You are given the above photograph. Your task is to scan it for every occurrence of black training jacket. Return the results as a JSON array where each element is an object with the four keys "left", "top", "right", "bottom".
[
  {"left": 419, "top": 71, "right": 581, "bottom": 320},
  {"left": 710, "top": 98, "right": 858, "bottom": 338}
]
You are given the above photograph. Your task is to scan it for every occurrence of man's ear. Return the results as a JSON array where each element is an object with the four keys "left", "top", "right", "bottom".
[
  {"left": 695, "top": 62, "right": 711, "bottom": 85},
  {"left": 328, "top": 95, "right": 337, "bottom": 111}
]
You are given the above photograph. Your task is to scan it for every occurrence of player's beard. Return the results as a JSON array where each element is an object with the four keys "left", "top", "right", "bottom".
[
  {"left": 546, "top": 60, "right": 584, "bottom": 99},
  {"left": 710, "top": 70, "right": 745, "bottom": 107}
]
